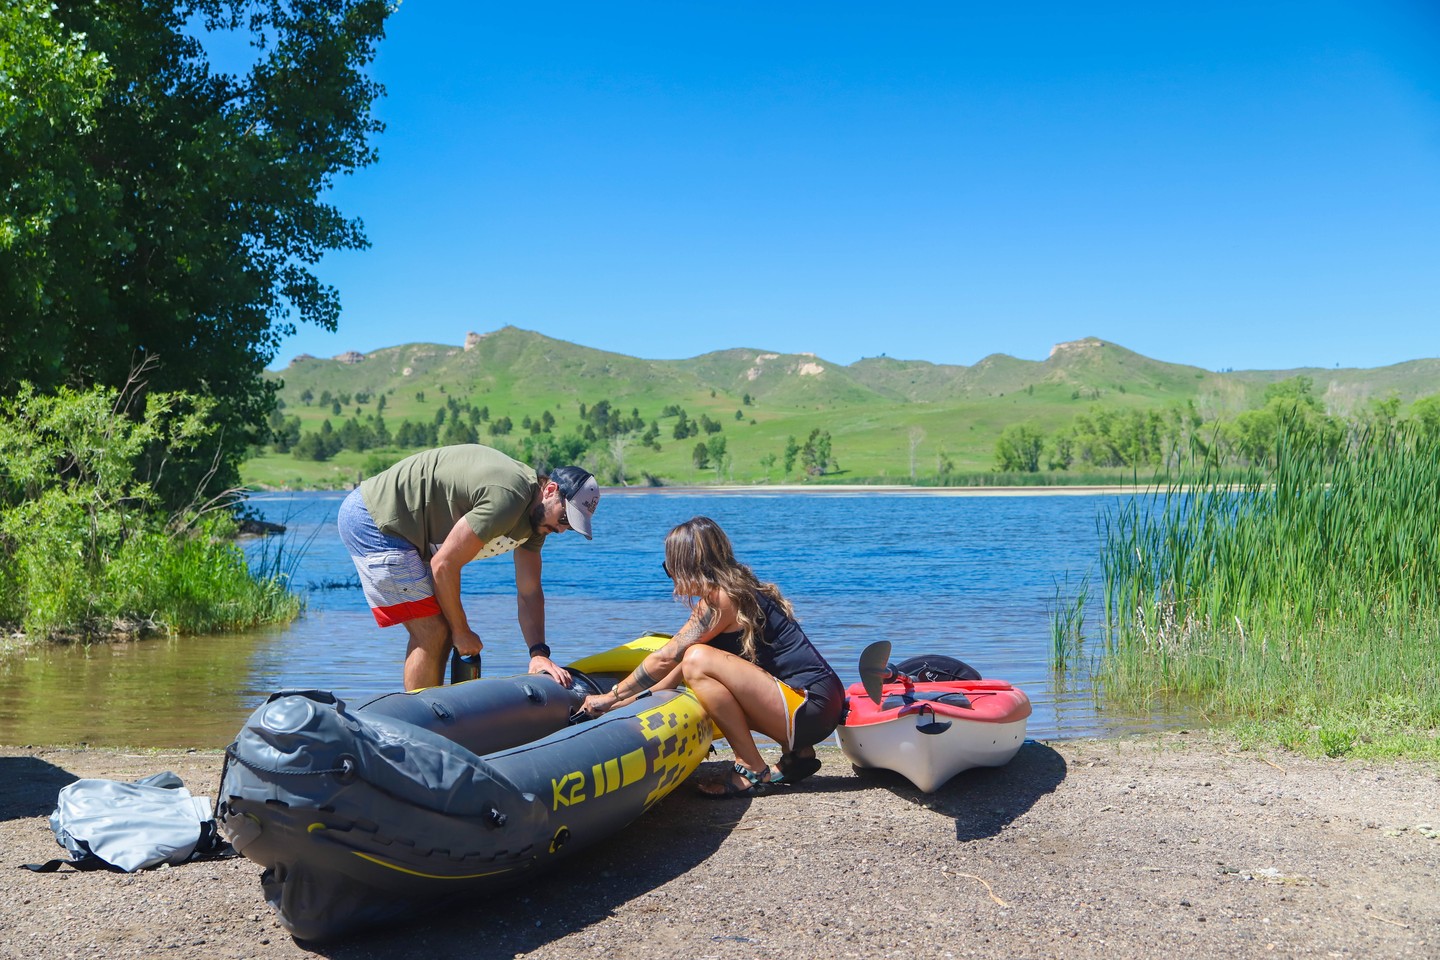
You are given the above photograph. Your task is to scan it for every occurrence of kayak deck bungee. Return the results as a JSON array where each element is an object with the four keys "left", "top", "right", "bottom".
[{"left": 218, "top": 634, "right": 712, "bottom": 942}]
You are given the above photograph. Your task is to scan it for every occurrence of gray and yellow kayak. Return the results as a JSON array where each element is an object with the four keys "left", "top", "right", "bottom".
[{"left": 218, "top": 634, "right": 711, "bottom": 942}]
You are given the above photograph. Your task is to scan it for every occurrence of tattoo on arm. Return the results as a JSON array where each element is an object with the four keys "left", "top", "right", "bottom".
[
  {"left": 616, "top": 660, "right": 661, "bottom": 701},
  {"left": 657, "top": 606, "right": 717, "bottom": 662}
]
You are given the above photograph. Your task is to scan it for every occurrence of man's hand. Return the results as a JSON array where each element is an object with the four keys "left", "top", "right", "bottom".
[
  {"left": 529, "top": 655, "right": 571, "bottom": 687},
  {"left": 452, "top": 627, "right": 483, "bottom": 657}
]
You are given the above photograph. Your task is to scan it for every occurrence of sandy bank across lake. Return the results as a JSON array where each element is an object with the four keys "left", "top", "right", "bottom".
[
  {"left": 604, "top": 483, "right": 1146, "bottom": 497},
  {"left": 2, "top": 736, "right": 1436, "bottom": 959}
]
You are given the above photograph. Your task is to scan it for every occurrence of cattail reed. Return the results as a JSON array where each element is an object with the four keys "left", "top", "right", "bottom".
[{"left": 1095, "top": 420, "right": 1440, "bottom": 752}]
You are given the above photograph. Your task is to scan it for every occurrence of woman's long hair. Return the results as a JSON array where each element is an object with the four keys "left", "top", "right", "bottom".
[{"left": 664, "top": 516, "right": 795, "bottom": 661}]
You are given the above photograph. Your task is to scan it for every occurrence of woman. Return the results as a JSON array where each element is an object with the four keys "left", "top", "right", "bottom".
[{"left": 581, "top": 516, "right": 844, "bottom": 797}]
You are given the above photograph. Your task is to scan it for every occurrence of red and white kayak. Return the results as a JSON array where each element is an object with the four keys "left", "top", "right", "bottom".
[{"left": 837, "top": 659, "right": 1031, "bottom": 793}]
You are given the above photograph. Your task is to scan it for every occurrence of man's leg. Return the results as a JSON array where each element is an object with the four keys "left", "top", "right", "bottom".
[
  {"left": 402, "top": 614, "right": 452, "bottom": 690},
  {"left": 338, "top": 489, "right": 446, "bottom": 688}
]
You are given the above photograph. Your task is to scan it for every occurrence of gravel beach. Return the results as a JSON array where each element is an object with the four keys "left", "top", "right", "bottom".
[{"left": 2, "top": 736, "right": 1437, "bottom": 960}]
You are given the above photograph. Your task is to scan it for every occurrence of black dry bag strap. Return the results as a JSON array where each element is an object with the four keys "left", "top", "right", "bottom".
[{"left": 20, "top": 851, "right": 110, "bottom": 873}]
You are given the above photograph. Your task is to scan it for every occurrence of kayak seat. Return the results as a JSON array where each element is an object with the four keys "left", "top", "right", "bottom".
[{"left": 880, "top": 690, "right": 973, "bottom": 711}]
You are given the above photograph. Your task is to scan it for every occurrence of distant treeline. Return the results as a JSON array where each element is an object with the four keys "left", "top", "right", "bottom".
[
  {"left": 265, "top": 390, "right": 835, "bottom": 482},
  {"left": 995, "top": 376, "right": 1440, "bottom": 473}
]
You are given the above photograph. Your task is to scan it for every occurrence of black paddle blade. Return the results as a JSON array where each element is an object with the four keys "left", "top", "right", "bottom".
[{"left": 858, "top": 640, "right": 892, "bottom": 705}]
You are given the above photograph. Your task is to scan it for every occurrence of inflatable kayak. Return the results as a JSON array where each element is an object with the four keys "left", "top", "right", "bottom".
[
  {"left": 836, "top": 642, "right": 1030, "bottom": 792},
  {"left": 218, "top": 634, "right": 712, "bottom": 942}
]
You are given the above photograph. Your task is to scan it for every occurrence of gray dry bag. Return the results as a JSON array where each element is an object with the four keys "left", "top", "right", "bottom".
[{"left": 22, "top": 771, "right": 231, "bottom": 873}]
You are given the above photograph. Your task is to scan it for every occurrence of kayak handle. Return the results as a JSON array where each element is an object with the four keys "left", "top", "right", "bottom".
[{"left": 914, "top": 704, "right": 952, "bottom": 736}]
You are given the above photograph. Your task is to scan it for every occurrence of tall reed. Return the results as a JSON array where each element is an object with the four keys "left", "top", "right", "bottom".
[{"left": 1098, "top": 422, "right": 1440, "bottom": 750}]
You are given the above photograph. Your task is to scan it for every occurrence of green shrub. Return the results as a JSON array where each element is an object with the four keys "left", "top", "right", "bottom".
[{"left": 0, "top": 382, "right": 300, "bottom": 639}]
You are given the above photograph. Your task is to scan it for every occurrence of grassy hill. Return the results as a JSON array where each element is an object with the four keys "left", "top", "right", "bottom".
[{"left": 242, "top": 327, "right": 1440, "bottom": 489}]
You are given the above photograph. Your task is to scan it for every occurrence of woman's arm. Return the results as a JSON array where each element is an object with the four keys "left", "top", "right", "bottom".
[
  {"left": 582, "top": 597, "right": 732, "bottom": 715},
  {"left": 603, "top": 661, "right": 684, "bottom": 711}
]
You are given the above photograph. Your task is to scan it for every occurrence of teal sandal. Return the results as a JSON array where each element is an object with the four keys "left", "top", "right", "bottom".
[{"left": 697, "top": 761, "right": 773, "bottom": 799}]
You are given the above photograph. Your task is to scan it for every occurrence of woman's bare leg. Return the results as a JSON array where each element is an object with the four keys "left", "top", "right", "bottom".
[{"left": 681, "top": 645, "right": 791, "bottom": 791}]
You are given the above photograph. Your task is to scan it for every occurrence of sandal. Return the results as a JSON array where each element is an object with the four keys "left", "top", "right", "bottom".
[
  {"left": 773, "top": 751, "right": 822, "bottom": 786},
  {"left": 696, "top": 761, "right": 773, "bottom": 799}
]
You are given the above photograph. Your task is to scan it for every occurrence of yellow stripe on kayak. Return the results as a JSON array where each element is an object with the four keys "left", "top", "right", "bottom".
[
  {"left": 351, "top": 850, "right": 516, "bottom": 881},
  {"left": 566, "top": 633, "right": 672, "bottom": 674}
]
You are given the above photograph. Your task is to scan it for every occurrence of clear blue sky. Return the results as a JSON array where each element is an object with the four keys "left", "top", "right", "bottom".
[{"left": 267, "top": 1, "right": 1440, "bottom": 373}]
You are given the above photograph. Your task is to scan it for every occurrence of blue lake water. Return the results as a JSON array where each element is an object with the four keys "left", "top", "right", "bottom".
[{"left": 0, "top": 488, "right": 1191, "bottom": 748}]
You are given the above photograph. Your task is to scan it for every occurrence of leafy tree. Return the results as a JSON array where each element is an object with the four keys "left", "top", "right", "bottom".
[
  {"left": 692, "top": 442, "right": 710, "bottom": 470},
  {"left": 801, "top": 428, "right": 833, "bottom": 476},
  {"left": 269, "top": 414, "right": 301, "bottom": 453},
  {"left": 1224, "top": 377, "right": 1342, "bottom": 466},
  {"left": 0, "top": 0, "right": 392, "bottom": 509},
  {"left": 994, "top": 424, "right": 1044, "bottom": 472},
  {"left": 1047, "top": 431, "right": 1075, "bottom": 471},
  {"left": 292, "top": 432, "right": 334, "bottom": 461},
  {"left": 706, "top": 434, "right": 728, "bottom": 477},
  {"left": 443, "top": 418, "right": 477, "bottom": 446},
  {"left": 1412, "top": 393, "right": 1440, "bottom": 437},
  {"left": 1262, "top": 376, "right": 1324, "bottom": 415},
  {"left": 783, "top": 435, "right": 800, "bottom": 475}
]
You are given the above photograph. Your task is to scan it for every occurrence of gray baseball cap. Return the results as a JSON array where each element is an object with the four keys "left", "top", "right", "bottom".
[{"left": 551, "top": 466, "right": 599, "bottom": 539}]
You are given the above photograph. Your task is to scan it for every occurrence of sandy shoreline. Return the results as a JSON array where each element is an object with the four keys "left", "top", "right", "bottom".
[
  {"left": 602, "top": 483, "right": 1145, "bottom": 497},
  {"left": 247, "top": 483, "right": 1147, "bottom": 498},
  {"left": 3, "top": 736, "right": 1437, "bottom": 959}
]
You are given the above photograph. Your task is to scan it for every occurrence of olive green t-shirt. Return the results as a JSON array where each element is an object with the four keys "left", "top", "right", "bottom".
[{"left": 359, "top": 445, "right": 545, "bottom": 560}]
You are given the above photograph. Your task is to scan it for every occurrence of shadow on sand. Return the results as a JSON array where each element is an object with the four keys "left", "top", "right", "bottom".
[
  {"left": 306, "top": 772, "right": 745, "bottom": 959},
  {"left": 0, "top": 756, "right": 78, "bottom": 823},
  {"left": 827, "top": 740, "right": 1069, "bottom": 841}
]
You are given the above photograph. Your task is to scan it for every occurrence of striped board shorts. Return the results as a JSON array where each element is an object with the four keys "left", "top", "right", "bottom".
[{"left": 337, "top": 487, "right": 441, "bottom": 627}]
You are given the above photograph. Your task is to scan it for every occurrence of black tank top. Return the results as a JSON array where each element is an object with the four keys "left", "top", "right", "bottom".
[{"left": 709, "top": 592, "right": 841, "bottom": 696}]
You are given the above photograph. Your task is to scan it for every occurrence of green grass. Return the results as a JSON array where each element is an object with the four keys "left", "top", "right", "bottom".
[
  {"left": 1084, "top": 422, "right": 1440, "bottom": 756},
  {"left": 104, "top": 521, "right": 302, "bottom": 634},
  {"left": 3, "top": 512, "right": 301, "bottom": 640}
]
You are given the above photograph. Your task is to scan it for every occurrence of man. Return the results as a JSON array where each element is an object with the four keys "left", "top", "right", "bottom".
[{"left": 337, "top": 444, "right": 599, "bottom": 690}]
